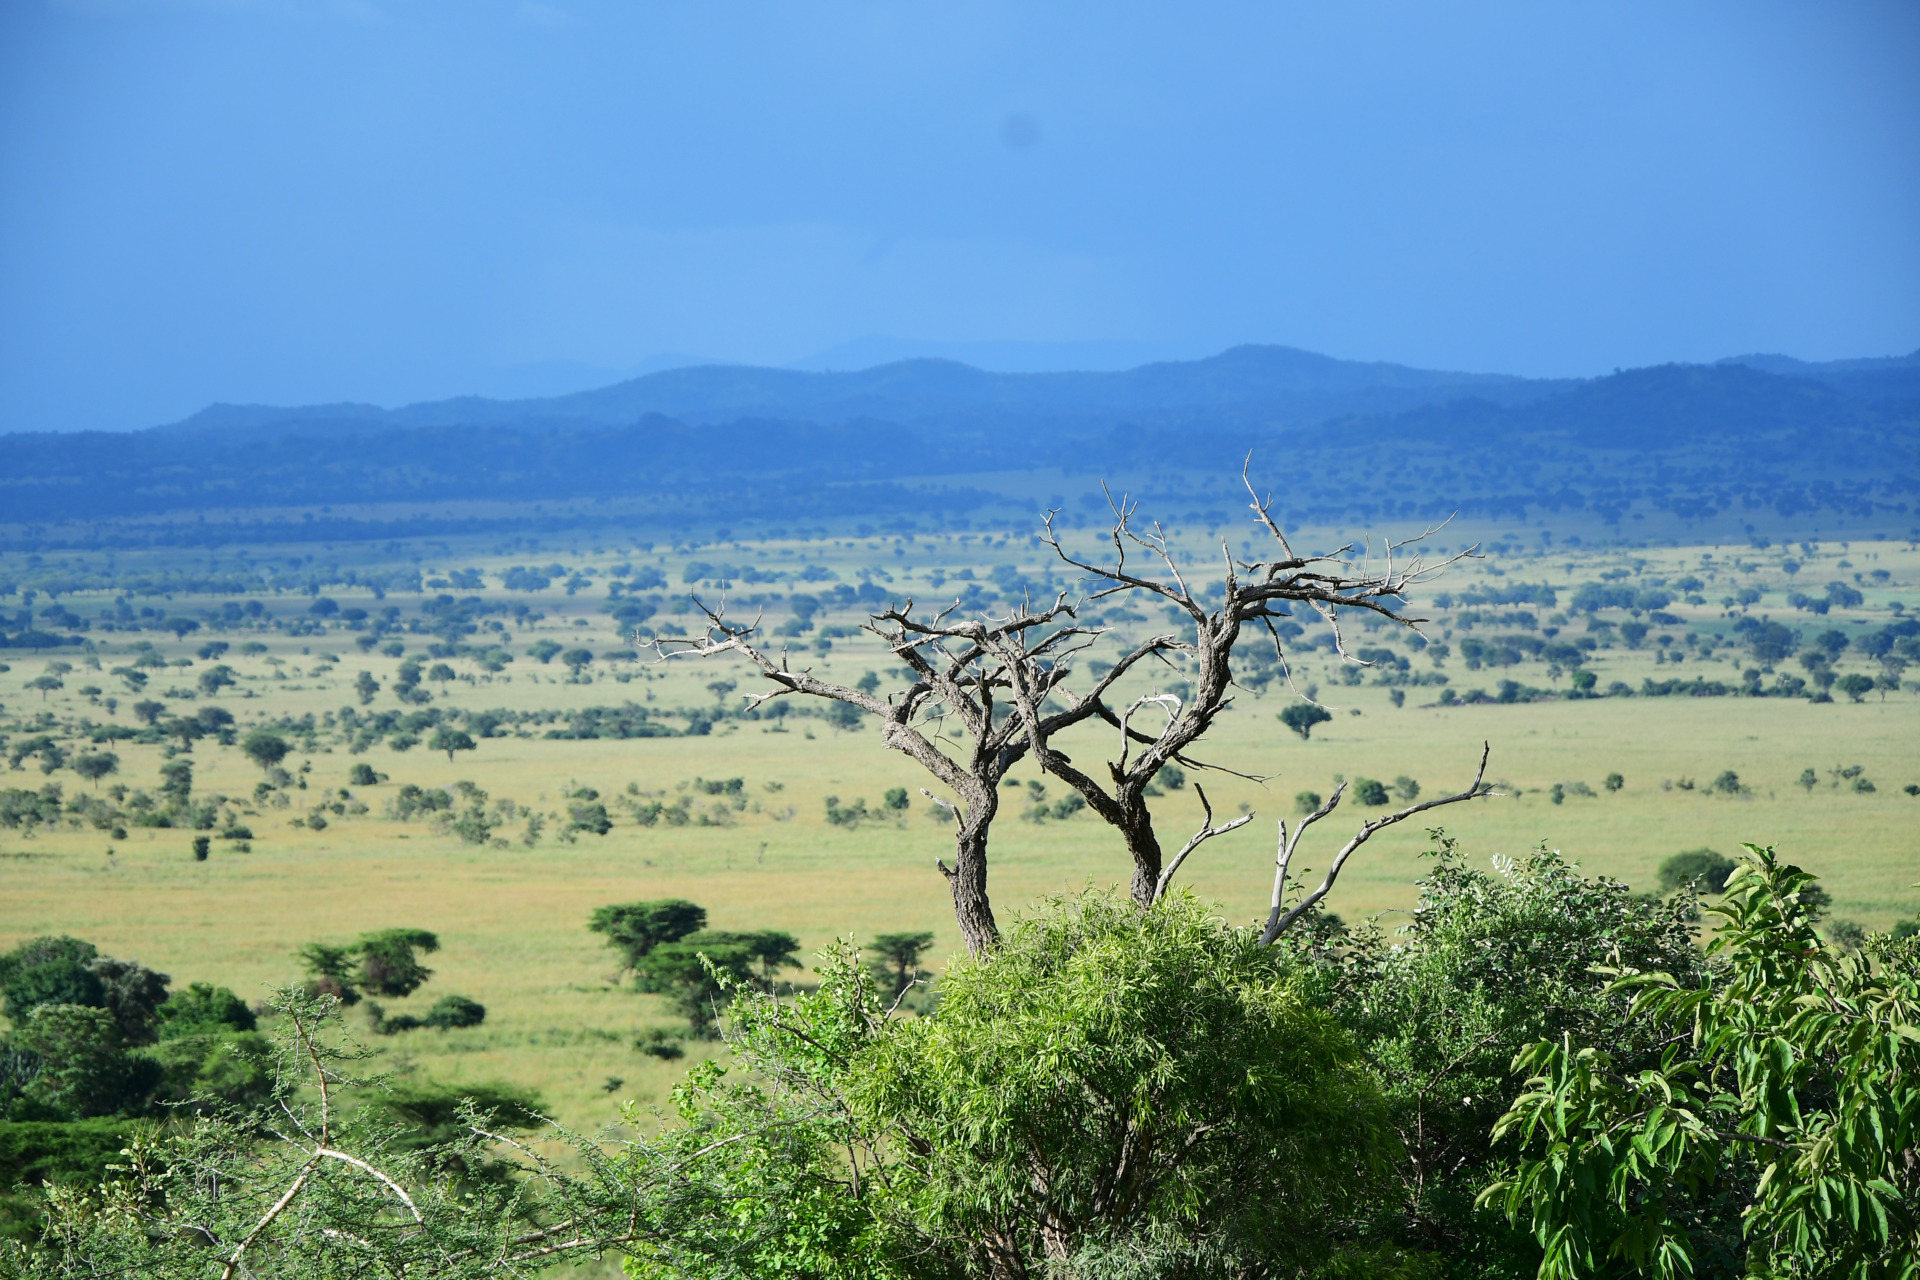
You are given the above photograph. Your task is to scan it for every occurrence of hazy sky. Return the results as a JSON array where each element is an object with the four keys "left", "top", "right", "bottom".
[{"left": 3, "top": 1, "right": 1917, "bottom": 431}]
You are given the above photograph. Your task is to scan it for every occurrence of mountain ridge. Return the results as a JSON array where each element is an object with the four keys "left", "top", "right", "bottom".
[{"left": 139, "top": 342, "right": 1920, "bottom": 445}]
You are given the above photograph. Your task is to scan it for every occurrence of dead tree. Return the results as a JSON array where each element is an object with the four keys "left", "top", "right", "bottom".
[
  {"left": 657, "top": 462, "right": 1491, "bottom": 954},
  {"left": 656, "top": 594, "right": 1131, "bottom": 955},
  {"left": 1020, "top": 465, "right": 1490, "bottom": 909}
]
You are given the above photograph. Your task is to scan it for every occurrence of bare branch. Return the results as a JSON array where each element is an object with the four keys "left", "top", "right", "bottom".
[
  {"left": 1261, "top": 743, "right": 1493, "bottom": 944},
  {"left": 1152, "top": 784, "right": 1256, "bottom": 903}
]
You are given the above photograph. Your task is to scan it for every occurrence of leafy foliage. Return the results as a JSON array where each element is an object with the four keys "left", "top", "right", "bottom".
[
  {"left": 0, "top": 938, "right": 103, "bottom": 1025},
  {"left": 1485, "top": 845, "right": 1920, "bottom": 1278},
  {"left": 636, "top": 930, "right": 802, "bottom": 1035},
  {"left": 589, "top": 899, "right": 707, "bottom": 974},
  {"left": 857, "top": 890, "right": 1393, "bottom": 1275},
  {"left": 1300, "top": 837, "right": 1713, "bottom": 1277}
]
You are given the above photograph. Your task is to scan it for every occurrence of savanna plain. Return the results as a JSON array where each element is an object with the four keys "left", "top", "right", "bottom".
[{"left": 3, "top": 518, "right": 1916, "bottom": 1132}]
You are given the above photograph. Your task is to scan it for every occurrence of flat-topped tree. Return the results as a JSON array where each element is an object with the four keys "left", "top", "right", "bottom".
[{"left": 660, "top": 462, "right": 1492, "bottom": 956}]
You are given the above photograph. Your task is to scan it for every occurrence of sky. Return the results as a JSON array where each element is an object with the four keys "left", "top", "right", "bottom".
[{"left": 1, "top": 1, "right": 1917, "bottom": 432}]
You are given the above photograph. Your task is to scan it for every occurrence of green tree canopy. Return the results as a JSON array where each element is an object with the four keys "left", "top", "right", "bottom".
[
  {"left": 428, "top": 727, "right": 476, "bottom": 762},
  {"left": 1487, "top": 846, "right": 1920, "bottom": 1278},
  {"left": 866, "top": 931, "right": 935, "bottom": 1000},
  {"left": 0, "top": 937, "right": 102, "bottom": 1024},
  {"left": 588, "top": 899, "right": 707, "bottom": 974},
  {"left": 240, "top": 729, "right": 291, "bottom": 772},
  {"left": 1279, "top": 701, "right": 1334, "bottom": 739}
]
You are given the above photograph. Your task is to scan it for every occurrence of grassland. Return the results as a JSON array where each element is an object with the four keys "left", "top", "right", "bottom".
[{"left": 2, "top": 524, "right": 1917, "bottom": 1131}]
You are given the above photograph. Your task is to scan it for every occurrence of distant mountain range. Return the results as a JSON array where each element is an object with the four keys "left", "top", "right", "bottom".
[
  {"left": 2, "top": 344, "right": 1915, "bottom": 543},
  {"left": 144, "top": 343, "right": 1919, "bottom": 442},
  {"left": 153, "top": 345, "right": 1564, "bottom": 440}
]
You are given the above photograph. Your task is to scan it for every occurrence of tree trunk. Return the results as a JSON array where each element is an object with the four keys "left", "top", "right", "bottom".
[
  {"left": 947, "top": 795, "right": 1001, "bottom": 956},
  {"left": 1119, "top": 792, "right": 1164, "bottom": 908}
]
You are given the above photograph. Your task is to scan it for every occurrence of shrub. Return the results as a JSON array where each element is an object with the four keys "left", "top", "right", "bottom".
[
  {"left": 1352, "top": 778, "right": 1390, "bottom": 806},
  {"left": 12, "top": 1005, "right": 161, "bottom": 1119},
  {"left": 157, "top": 983, "right": 255, "bottom": 1037},
  {"left": 423, "top": 995, "right": 485, "bottom": 1029},
  {"left": 1657, "top": 847, "right": 1737, "bottom": 894},
  {"left": 635, "top": 1027, "right": 686, "bottom": 1060},
  {"left": 0, "top": 937, "right": 103, "bottom": 1024},
  {"left": 860, "top": 890, "right": 1393, "bottom": 1273},
  {"left": 1488, "top": 847, "right": 1920, "bottom": 1276},
  {"left": 565, "top": 798, "right": 612, "bottom": 835}
]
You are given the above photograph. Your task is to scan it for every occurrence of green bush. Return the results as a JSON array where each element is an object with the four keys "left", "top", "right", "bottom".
[
  {"left": 860, "top": 890, "right": 1393, "bottom": 1274},
  {"left": 423, "top": 995, "right": 486, "bottom": 1029},
  {"left": 1657, "top": 846, "right": 1737, "bottom": 894},
  {"left": 0, "top": 937, "right": 103, "bottom": 1024},
  {"left": 1352, "top": 777, "right": 1390, "bottom": 806},
  {"left": 157, "top": 983, "right": 255, "bottom": 1036},
  {"left": 1488, "top": 847, "right": 1920, "bottom": 1276},
  {"left": 0, "top": 1117, "right": 144, "bottom": 1243},
  {"left": 11, "top": 1005, "right": 161, "bottom": 1119},
  {"left": 146, "top": 1029, "right": 272, "bottom": 1112}
]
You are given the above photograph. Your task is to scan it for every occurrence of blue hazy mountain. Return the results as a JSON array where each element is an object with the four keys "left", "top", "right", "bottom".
[
  {"left": 787, "top": 336, "right": 1221, "bottom": 372},
  {"left": 154, "top": 345, "right": 1563, "bottom": 439},
  {"left": 1718, "top": 350, "right": 1920, "bottom": 405},
  {"left": 2, "top": 346, "right": 1913, "bottom": 538}
]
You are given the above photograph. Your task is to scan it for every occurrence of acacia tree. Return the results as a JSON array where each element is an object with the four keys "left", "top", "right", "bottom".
[{"left": 662, "top": 465, "right": 1491, "bottom": 954}]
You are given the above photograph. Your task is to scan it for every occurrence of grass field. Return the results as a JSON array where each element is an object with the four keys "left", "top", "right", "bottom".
[{"left": 3, "top": 528, "right": 1917, "bottom": 1131}]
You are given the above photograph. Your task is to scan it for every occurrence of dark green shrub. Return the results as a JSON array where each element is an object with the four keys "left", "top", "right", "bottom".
[
  {"left": 147, "top": 1029, "right": 272, "bottom": 1112},
  {"left": 0, "top": 1118, "right": 143, "bottom": 1244},
  {"left": 158, "top": 983, "right": 255, "bottom": 1036},
  {"left": 1352, "top": 777, "right": 1391, "bottom": 806},
  {"left": 423, "top": 995, "right": 485, "bottom": 1029},
  {"left": 1657, "top": 847, "right": 1737, "bottom": 894},
  {"left": 0, "top": 937, "right": 102, "bottom": 1024},
  {"left": 635, "top": 1027, "right": 685, "bottom": 1060}
]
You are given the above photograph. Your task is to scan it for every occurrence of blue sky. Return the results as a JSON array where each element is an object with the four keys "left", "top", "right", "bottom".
[{"left": 2, "top": 1, "right": 1916, "bottom": 431}]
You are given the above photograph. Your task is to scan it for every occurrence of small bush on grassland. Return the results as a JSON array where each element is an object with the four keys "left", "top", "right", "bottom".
[
  {"left": 1657, "top": 846, "right": 1737, "bottom": 894},
  {"left": 424, "top": 995, "right": 485, "bottom": 1029}
]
